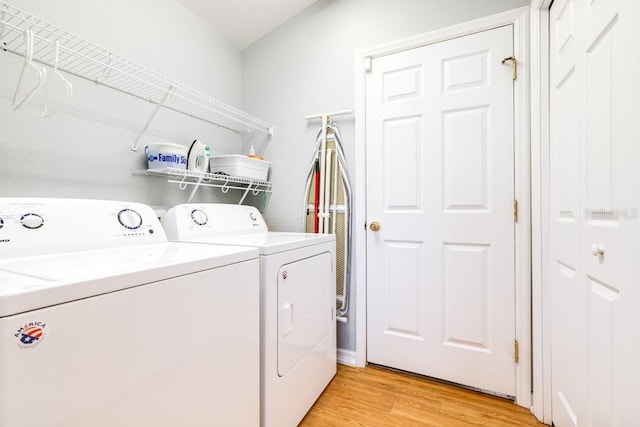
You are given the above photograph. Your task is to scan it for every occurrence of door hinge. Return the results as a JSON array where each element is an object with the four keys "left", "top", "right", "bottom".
[
  {"left": 514, "top": 340, "right": 520, "bottom": 364},
  {"left": 364, "top": 56, "right": 372, "bottom": 73},
  {"left": 501, "top": 56, "right": 517, "bottom": 80},
  {"left": 513, "top": 199, "right": 518, "bottom": 223}
]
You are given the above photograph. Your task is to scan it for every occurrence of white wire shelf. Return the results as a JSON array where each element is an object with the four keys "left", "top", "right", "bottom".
[
  {"left": 132, "top": 168, "right": 272, "bottom": 192},
  {"left": 133, "top": 168, "right": 272, "bottom": 208},
  {"left": 0, "top": 1, "right": 273, "bottom": 138}
]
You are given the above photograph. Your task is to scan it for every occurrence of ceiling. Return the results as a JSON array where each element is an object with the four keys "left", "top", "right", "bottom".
[{"left": 178, "top": 0, "right": 319, "bottom": 50}]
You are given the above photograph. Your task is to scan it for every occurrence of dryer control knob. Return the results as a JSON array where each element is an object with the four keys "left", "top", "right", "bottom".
[
  {"left": 191, "top": 209, "right": 208, "bottom": 226},
  {"left": 118, "top": 209, "right": 143, "bottom": 230},
  {"left": 20, "top": 213, "right": 44, "bottom": 229}
]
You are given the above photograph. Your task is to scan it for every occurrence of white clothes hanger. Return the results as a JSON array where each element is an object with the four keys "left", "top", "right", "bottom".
[
  {"left": 12, "top": 29, "right": 47, "bottom": 111},
  {"left": 41, "top": 40, "right": 73, "bottom": 118}
]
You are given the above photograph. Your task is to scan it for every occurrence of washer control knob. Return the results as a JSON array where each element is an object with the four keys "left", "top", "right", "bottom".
[
  {"left": 249, "top": 212, "right": 257, "bottom": 221},
  {"left": 118, "top": 209, "right": 143, "bottom": 230},
  {"left": 191, "top": 209, "right": 208, "bottom": 226},
  {"left": 20, "top": 213, "right": 44, "bottom": 229}
]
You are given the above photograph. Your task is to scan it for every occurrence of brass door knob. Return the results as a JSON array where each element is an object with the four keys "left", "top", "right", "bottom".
[
  {"left": 591, "top": 244, "right": 605, "bottom": 256},
  {"left": 369, "top": 221, "right": 381, "bottom": 232}
]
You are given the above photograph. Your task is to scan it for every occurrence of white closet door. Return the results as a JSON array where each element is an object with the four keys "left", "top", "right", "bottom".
[
  {"left": 366, "top": 25, "right": 517, "bottom": 396},
  {"left": 550, "top": 0, "right": 640, "bottom": 425}
]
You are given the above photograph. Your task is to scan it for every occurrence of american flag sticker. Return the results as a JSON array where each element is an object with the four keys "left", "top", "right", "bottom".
[{"left": 14, "top": 321, "right": 48, "bottom": 348}]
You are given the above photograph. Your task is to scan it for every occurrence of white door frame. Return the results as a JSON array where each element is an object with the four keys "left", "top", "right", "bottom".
[
  {"left": 529, "top": 1, "right": 551, "bottom": 423},
  {"left": 354, "top": 6, "right": 533, "bottom": 409}
]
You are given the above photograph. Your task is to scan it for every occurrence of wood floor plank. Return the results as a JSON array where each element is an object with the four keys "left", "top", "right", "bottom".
[{"left": 299, "top": 365, "right": 547, "bottom": 426}]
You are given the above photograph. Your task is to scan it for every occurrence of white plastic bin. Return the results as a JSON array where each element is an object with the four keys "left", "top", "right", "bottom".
[{"left": 209, "top": 155, "right": 270, "bottom": 181}]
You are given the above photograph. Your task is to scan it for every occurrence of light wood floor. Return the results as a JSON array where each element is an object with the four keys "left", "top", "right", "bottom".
[{"left": 300, "top": 364, "right": 546, "bottom": 426}]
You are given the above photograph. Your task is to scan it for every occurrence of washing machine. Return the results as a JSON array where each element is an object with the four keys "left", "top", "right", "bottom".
[
  {"left": 0, "top": 198, "right": 260, "bottom": 427},
  {"left": 163, "top": 203, "right": 336, "bottom": 427}
]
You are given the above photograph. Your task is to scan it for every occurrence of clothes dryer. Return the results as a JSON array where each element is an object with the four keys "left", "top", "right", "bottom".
[
  {"left": 0, "top": 198, "right": 260, "bottom": 427},
  {"left": 163, "top": 203, "right": 336, "bottom": 427}
]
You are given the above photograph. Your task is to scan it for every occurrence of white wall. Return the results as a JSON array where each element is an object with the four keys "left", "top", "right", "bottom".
[
  {"left": 0, "top": 0, "right": 260, "bottom": 210},
  {"left": 241, "top": 0, "right": 530, "bottom": 351}
]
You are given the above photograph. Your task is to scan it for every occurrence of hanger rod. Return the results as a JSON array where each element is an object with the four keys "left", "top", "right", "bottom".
[{"left": 305, "top": 109, "right": 353, "bottom": 120}]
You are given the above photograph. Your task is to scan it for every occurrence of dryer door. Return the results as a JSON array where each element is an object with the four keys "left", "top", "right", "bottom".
[{"left": 277, "top": 252, "right": 332, "bottom": 376}]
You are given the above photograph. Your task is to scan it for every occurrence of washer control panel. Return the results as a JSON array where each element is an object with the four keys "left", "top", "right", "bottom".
[
  {"left": 0, "top": 198, "right": 167, "bottom": 258},
  {"left": 162, "top": 203, "right": 267, "bottom": 240}
]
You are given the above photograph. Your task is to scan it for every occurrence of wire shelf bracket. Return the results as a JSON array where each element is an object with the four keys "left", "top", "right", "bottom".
[{"left": 131, "top": 84, "right": 174, "bottom": 152}]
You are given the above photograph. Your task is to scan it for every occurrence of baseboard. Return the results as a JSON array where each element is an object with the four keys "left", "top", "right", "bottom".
[{"left": 337, "top": 348, "right": 357, "bottom": 367}]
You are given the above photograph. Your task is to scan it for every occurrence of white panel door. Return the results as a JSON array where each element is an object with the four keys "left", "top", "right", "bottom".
[
  {"left": 549, "top": 1, "right": 585, "bottom": 423},
  {"left": 550, "top": 0, "right": 640, "bottom": 426},
  {"left": 366, "top": 25, "right": 516, "bottom": 396}
]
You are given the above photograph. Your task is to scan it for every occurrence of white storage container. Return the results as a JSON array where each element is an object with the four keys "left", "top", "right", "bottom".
[{"left": 210, "top": 155, "right": 270, "bottom": 181}]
